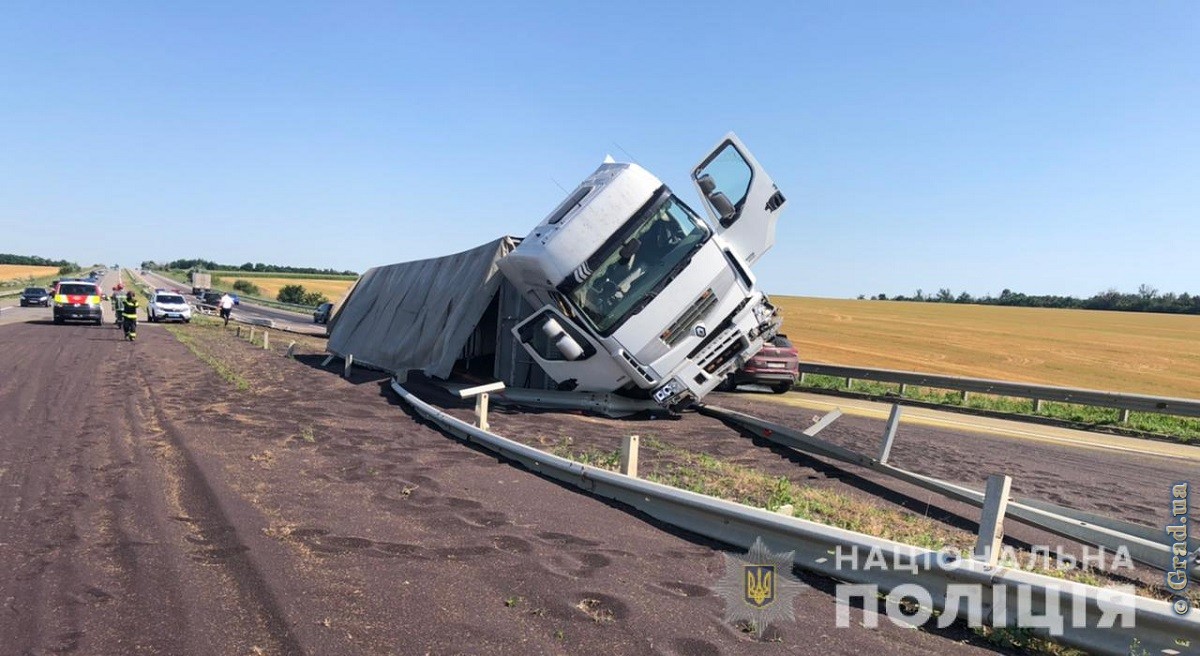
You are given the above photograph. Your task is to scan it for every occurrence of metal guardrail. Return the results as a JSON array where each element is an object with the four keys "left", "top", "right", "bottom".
[
  {"left": 391, "top": 379, "right": 1197, "bottom": 655},
  {"left": 702, "top": 404, "right": 1199, "bottom": 579},
  {"left": 798, "top": 362, "right": 1200, "bottom": 420}
]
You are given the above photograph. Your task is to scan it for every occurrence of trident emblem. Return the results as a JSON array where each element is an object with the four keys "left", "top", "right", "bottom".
[{"left": 744, "top": 565, "right": 775, "bottom": 608}]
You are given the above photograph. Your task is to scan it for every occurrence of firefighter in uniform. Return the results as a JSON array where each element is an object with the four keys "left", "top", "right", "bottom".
[
  {"left": 121, "top": 291, "right": 140, "bottom": 340},
  {"left": 112, "top": 287, "right": 124, "bottom": 324}
]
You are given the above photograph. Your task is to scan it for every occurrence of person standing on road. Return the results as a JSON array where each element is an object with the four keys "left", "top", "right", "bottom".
[
  {"left": 111, "top": 288, "right": 124, "bottom": 325},
  {"left": 121, "top": 291, "right": 140, "bottom": 340},
  {"left": 219, "top": 292, "right": 234, "bottom": 327}
]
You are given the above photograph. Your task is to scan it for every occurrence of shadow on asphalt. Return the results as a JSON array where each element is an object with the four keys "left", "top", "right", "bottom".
[{"left": 291, "top": 353, "right": 391, "bottom": 386}]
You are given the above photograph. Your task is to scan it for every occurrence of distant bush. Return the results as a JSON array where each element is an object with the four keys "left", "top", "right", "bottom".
[
  {"left": 277, "top": 284, "right": 306, "bottom": 304},
  {"left": 232, "top": 279, "right": 261, "bottom": 296},
  {"left": 57, "top": 264, "right": 79, "bottom": 275},
  {"left": 277, "top": 285, "right": 328, "bottom": 306}
]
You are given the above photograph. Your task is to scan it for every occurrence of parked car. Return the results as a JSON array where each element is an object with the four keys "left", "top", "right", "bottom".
[
  {"left": 19, "top": 287, "right": 50, "bottom": 307},
  {"left": 148, "top": 292, "right": 193, "bottom": 323},
  {"left": 719, "top": 334, "right": 800, "bottom": 394},
  {"left": 313, "top": 302, "right": 333, "bottom": 324},
  {"left": 53, "top": 281, "right": 104, "bottom": 325}
]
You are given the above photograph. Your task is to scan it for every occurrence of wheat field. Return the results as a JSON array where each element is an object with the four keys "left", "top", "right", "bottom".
[
  {"left": 772, "top": 296, "right": 1200, "bottom": 399},
  {"left": 215, "top": 275, "right": 356, "bottom": 301},
  {"left": 0, "top": 265, "right": 59, "bottom": 283}
]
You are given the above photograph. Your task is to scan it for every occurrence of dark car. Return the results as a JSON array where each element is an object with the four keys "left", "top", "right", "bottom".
[
  {"left": 20, "top": 287, "right": 51, "bottom": 307},
  {"left": 313, "top": 302, "right": 333, "bottom": 324},
  {"left": 200, "top": 291, "right": 224, "bottom": 307},
  {"left": 720, "top": 334, "right": 800, "bottom": 394}
]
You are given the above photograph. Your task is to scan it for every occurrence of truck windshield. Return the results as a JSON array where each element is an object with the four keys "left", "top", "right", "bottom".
[{"left": 569, "top": 195, "right": 710, "bottom": 334}]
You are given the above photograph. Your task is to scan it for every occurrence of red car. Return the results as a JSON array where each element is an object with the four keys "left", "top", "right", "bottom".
[{"left": 720, "top": 334, "right": 799, "bottom": 394}]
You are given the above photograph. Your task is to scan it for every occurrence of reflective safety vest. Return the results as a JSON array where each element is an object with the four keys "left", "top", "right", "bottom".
[{"left": 121, "top": 297, "right": 140, "bottom": 318}]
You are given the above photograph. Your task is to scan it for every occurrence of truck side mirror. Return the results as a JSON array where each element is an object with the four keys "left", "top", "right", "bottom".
[{"left": 541, "top": 317, "right": 584, "bottom": 361}]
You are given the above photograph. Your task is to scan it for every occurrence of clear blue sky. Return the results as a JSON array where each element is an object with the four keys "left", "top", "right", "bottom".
[{"left": 1, "top": 1, "right": 1196, "bottom": 298}]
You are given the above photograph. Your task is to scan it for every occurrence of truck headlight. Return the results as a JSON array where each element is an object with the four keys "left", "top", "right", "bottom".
[
  {"left": 752, "top": 301, "right": 773, "bottom": 323},
  {"left": 652, "top": 379, "right": 685, "bottom": 404}
]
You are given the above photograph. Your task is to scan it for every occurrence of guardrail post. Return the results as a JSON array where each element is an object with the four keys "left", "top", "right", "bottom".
[
  {"left": 1119, "top": 408, "right": 1130, "bottom": 423},
  {"left": 798, "top": 372, "right": 806, "bottom": 385},
  {"left": 898, "top": 383, "right": 907, "bottom": 396},
  {"left": 620, "top": 435, "right": 640, "bottom": 478},
  {"left": 236, "top": 326, "right": 241, "bottom": 338},
  {"left": 845, "top": 377, "right": 853, "bottom": 389},
  {"left": 974, "top": 474, "right": 1013, "bottom": 566},
  {"left": 262, "top": 330, "right": 269, "bottom": 350},
  {"left": 1032, "top": 398, "right": 1042, "bottom": 413},
  {"left": 457, "top": 382, "right": 505, "bottom": 431},
  {"left": 878, "top": 404, "right": 902, "bottom": 464},
  {"left": 344, "top": 354, "right": 354, "bottom": 379},
  {"left": 249, "top": 326, "right": 256, "bottom": 342},
  {"left": 962, "top": 391, "right": 971, "bottom": 403},
  {"left": 286, "top": 341, "right": 296, "bottom": 358}
]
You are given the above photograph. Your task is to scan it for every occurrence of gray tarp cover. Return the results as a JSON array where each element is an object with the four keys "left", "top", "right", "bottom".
[{"left": 327, "top": 236, "right": 517, "bottom": 378}]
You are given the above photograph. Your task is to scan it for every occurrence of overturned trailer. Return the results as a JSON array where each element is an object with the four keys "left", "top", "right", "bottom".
[{"left": 328, "top": 133, "right": 789, "bottom": 410}]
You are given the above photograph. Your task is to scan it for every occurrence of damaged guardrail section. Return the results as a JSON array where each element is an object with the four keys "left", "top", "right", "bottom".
[{"left": 391, "top": 379, "right": 1197, "bottom": 655}]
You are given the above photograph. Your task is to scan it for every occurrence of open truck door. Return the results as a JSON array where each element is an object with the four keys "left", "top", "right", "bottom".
[{"left": 691, "top": 132, "right": 787, "bottom": 266}]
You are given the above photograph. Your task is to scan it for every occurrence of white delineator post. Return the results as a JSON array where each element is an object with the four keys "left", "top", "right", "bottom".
[
  {"left": 458, "top": 382, "right": 505, "bottom": 432},
  {"left": 621, "top": 434, "right": 640, "bottom": 478},
  {"left": 974, "top": 474, "right": 1013, "bottom": 566},
  {"left": 878, "top": 404, "right": 902, "bottom": 465}
]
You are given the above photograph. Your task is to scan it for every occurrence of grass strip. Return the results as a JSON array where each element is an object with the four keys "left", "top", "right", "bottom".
[
  {"left": 797, "top": 374, "right": 1200, "bottom": 443},
  {"left": 163, "top": 318, "right": 251, "bottom": 391}
]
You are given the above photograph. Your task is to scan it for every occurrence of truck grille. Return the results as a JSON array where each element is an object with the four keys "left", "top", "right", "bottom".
[
  {"left": 660, "top": 289, "right": 716, "bottom": 346},
  {"left": 696, "top": 328, "right": 748, "bottom": 375}
]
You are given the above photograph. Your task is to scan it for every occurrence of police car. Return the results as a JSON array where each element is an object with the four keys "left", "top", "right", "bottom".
[{"left": 148, "top": 292, "right": 193, "bottom": 323}]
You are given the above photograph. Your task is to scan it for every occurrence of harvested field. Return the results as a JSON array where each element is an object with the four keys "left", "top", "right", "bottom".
[
  {"left": 0, "top": 264, "right": 58, "bottom": 282},
  {"left": 214, "top": 275, "right": 354, "bottom": 300},
  {"left": 772, "top": 296, "right": 1200, "bottom": 399}
]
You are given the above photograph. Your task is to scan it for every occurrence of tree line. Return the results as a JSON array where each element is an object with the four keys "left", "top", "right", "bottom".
[
  {"left": 142, "top": 258, "right": 357, "bottom": 276},
  {"left": 1, "top": 253, "right": 78, "bottom": 272},
  {"left": 860, "top": 285, "right": 1200, "bottom": 315}
]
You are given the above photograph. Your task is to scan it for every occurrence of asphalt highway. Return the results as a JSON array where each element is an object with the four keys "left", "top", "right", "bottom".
[{"left": 136, "top": 269, "right": 327, "bottom": 336}]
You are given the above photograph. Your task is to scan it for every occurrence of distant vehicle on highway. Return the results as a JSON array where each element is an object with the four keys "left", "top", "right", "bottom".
[
  {"left": 53, "top": 281, "right": 104, "bottom": 325},
  {"left": 200, "top": 290, "right": 224, "bottom": 307},
  {"left": 20, "top": 287, "right": 51, "bottom": 307},
  {"left": 720, "top": 334, "right": 799, "bottom": 394},
  {"left": 148, "top": 292, "right": 193, "bottom": 323},
  {"left": 313, "top": 302, "right": 333, "bottom": 324}
]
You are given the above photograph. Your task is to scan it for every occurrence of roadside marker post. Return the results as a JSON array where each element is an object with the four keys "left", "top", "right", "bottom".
[
  {"left": 344, "top": 354, "right": 354, "bottom": 379},
  {"left": 249, "top": 327, "right": 256, "bottom": 342},
  {"left": 286, "top": 341, "right": 296, "bottom": 358},
  {"left": 620, "top": 434, "right": 640, "bottom": 478},
  {"left": 263, "top": 330, "right": 269, "bottom": 350},
  {"left": 974, "top": 474, "right": 1013, "bottom": 566},
  {"left": 878, "top": 404, "right": 902, "bottom": 464},
  {"left": 458, "top": 382, "right": 505, "bottom": 432}
]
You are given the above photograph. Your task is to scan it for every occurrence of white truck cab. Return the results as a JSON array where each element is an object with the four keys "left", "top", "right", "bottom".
[{"left": 496, "top": 133, "right": 788, "bottom": 409}]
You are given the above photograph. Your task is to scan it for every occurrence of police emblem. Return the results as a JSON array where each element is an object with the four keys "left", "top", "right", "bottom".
[
  {"left": 695, "top": 325, "right": 707, "bottom": 337},
  {"left": 744, "top": 565, "right": 775, "bottom": 608},
  {"left": 715, "top": 537, "right": 802, "bottom": 638}
]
